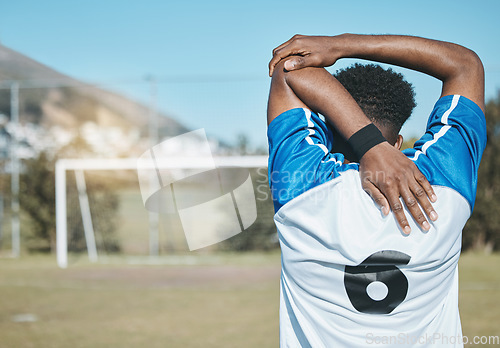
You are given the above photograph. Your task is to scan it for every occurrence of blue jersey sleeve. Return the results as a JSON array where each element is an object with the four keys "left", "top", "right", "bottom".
[
  {"left": 403, "top": 95, "right": 486, "bottom": 211},
  {"left": 267, "top": 108, "right": 358, "bottom": 211}
]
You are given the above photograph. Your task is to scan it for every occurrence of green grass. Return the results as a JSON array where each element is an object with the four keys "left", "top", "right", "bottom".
[
  {"left": 0, "top": 252, "right": 498, "bottom": 347},
  {"left": 0, "top": 252, "right": 281, "bottom": 348},
  {"left": 458, "top": 253, "right": 500, "bottom": 347}
]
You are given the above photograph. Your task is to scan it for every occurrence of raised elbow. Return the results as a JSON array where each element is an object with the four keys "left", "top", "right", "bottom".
[
  {"left": 443, "top": 46, "right": 485, "bottom": 111},
  {"left": 447, "top": 46, "right": 484, "bottom": 83},
  {"left": 463, "top": 48, "right": 484, "bottom": 78}
]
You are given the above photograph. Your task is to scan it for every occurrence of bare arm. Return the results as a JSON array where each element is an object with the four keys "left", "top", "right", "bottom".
[
  {"left": 269, "top": 34, "right": 484, "bottom": 111},
  {"left": 268, "top": 63, "right": 369, "bottom": 133}
]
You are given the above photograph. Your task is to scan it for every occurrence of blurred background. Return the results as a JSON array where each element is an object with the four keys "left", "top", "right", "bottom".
[{"left": 0, "top": 0, "right": 499, "bottom": 347}]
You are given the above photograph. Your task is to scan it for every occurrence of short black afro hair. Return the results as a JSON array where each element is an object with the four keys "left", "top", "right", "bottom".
[{"left": 334, "top": 63, "right": 416, "bottom": 135}]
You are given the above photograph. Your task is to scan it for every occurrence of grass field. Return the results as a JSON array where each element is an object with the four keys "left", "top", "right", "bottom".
[{"left": 0, "top": 252, "right": 499, "bottom": 348}]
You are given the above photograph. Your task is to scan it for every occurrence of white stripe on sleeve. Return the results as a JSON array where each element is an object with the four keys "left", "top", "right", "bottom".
[{"left": 411, "top": 95, "right": 460, "bottom": 161}]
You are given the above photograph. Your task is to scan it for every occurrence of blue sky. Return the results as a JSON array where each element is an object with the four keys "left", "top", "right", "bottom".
[{"left": 2, "top": 0, "right": 500, "bottom": 150}]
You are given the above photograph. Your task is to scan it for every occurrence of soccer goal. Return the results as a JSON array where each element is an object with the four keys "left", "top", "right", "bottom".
[{"left": 55, "top": 156, "right": 269, "bottom": 268}]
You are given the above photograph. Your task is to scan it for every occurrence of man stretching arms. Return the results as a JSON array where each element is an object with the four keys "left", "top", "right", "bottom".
[{"left": 267, "top": 34, "right": 486, "bottom": 347}]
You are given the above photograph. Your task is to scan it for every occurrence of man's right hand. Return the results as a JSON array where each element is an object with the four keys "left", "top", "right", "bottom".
[{"left": 269, "top": 35, "right": 341, "bottom": 76}]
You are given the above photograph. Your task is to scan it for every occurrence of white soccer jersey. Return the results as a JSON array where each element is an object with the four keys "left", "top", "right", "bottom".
[{"left": 267, "top": 95, "right": 486, "bottom": 347}]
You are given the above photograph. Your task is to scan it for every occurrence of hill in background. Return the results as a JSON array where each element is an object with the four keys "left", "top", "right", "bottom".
[{"left": 0, "top": 44, "right": 190, "bottom": 157}]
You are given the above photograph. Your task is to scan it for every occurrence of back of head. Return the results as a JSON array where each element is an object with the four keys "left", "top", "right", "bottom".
[{"left": 334, "top": 63, "right": 416, "bottom": 144}]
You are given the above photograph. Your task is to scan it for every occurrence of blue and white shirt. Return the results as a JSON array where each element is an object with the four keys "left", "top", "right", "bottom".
[{"left": 267, "top": 95, "right": 486, "bottom": 347}]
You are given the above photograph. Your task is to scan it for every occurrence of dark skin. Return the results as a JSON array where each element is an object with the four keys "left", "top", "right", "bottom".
[{"left": 268, "top": 34, "right": 484, "bottom": 234}]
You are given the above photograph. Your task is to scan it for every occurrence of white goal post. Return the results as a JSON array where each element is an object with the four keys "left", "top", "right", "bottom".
[{"left": 55, "top": 156, "right": 268, "bottom": 268}]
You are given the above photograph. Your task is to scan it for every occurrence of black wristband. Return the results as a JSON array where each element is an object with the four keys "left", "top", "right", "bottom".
[{"left": 347, "top": 123, "right": 387, "bottom": 161}]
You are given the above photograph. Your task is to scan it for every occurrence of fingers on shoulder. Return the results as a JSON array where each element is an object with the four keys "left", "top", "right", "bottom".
[
  {"left": 362, "top": 180, "right": 389, "bottom": 214},
  {"left": 413, "top": 169, "right": 436, "bottom": 202}
]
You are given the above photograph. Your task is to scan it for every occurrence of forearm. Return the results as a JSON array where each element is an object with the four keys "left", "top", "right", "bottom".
[
  {"left": 333, "top": 34, "right": 466, "bottom": 79},
  {"left": 270, "top": 33, "right": 484, "bottom": 110},
  {"left": 285, "top": 67, "right": 371, "bottom": 139},
  {"left": 267, "top": 60, "right": 371, "bottom": 138},
  {"left": 330, "top": 34, "right": 484, "bottom": 109}
]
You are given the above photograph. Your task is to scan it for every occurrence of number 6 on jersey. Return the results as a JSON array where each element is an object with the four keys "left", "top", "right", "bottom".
[{"left": 344, "top": 250, "right": 411, "bottom": 314}]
